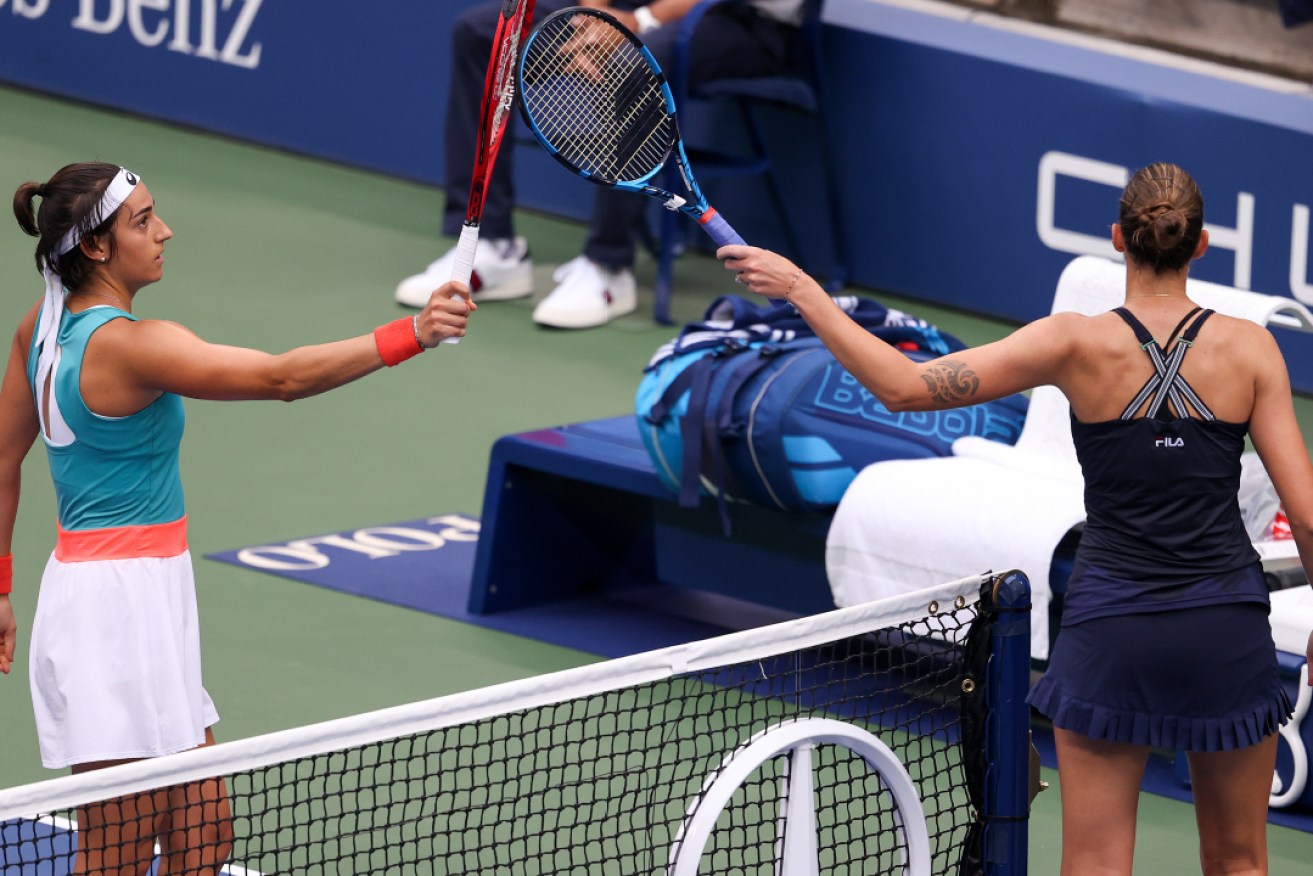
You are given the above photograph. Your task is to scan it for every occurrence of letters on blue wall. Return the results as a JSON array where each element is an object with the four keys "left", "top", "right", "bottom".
[{"left": 0, "top": 0, "right": 458, "bottom": 182}]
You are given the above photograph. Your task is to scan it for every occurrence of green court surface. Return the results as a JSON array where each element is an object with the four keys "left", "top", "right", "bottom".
[{"left": 1, "top": 83, "right": 1310, "bottom": 871}]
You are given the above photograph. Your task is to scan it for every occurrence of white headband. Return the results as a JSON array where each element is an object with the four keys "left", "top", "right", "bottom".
[
  {"left": 52, "top": 166, "right": 140, "bottom": 258},
  {"left": 34, "top": 166, "right": 141, "bottom": 443}
]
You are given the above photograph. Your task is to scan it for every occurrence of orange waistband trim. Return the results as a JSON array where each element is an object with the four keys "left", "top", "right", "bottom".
[{"left": 55, "top": 516, "right": 189, "bottom": 562}]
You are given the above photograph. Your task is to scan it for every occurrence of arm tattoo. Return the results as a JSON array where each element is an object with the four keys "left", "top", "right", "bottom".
[{"left": 920, "top": 359, "right": 980, "bottom": 405}]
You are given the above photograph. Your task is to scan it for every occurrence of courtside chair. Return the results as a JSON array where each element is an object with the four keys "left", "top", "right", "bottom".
[{"left": 650, "top": 0, "right": 848, "bottom": 324}]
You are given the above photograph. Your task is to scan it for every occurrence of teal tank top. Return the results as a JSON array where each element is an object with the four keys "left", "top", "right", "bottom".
[{"left": 27, "top": 304, "right": 186, "bottom": 531}]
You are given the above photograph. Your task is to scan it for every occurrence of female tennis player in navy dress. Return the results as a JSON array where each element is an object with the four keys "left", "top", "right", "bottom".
[
  {"left": 722, "top": 162, "right": 1313, "bottom": 875},
  {"left": 0, "top": 162, "right": 473, "bottom": 874}
]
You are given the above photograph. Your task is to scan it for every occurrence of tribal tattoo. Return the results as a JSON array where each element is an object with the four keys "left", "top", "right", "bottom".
[{"left": 920, "top": 359, "right": 980, "bottom": 404}]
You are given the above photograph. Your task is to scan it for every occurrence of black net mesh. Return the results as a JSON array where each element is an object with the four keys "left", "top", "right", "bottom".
[{"left": 1, "top": 589, "right": 996, "bottom": 875}]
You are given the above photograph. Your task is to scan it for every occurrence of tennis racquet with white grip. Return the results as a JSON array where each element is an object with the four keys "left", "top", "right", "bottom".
[{"left": 446, "top": 0, "right": 536, "bottom": 344}]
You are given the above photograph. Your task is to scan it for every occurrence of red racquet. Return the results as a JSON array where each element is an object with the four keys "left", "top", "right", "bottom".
[{"left": 446, "top": 0, "right": 536, "bottom": 343}]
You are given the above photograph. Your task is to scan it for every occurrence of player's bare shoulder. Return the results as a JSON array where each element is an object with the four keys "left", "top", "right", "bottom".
[
  {"left": 1197, "top": 310, "right": 1280, "bottom": 362},
  {"left": 87, "top": 317, "right": 204, "bottom": 375},
  {"left": 1203, "top": 310, "right": 1273, "bottom": 340},
  {"left": 87, "top": 314, "right": 174, "bottom": 344},
  {"left": 1039, "top": 310, "right": 1139, "bottom": 392},
  {"left": 1021, "top": 310, "right": 1088, "bottom": 345},
  {"left": 1043, "top": 310, "right": 1123, "bottom": 358},
  {"left": 129, "top": 317, "right": 197, "bottom": 336},
  {"left": 1039, "top": 310, "right": 1116, "bottom": 333}
]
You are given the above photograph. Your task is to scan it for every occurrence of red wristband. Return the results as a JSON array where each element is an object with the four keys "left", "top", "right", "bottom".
[
  {"left": 0, "top": 553, "right": 12, "bottom": 596},
  {"left": 374, "top": 317, "right": 425, "bottom": 367}
]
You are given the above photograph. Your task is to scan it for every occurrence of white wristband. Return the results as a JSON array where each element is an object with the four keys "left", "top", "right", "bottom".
[{"left": 632, "top": 5, "right": 661, "bottom": 34}]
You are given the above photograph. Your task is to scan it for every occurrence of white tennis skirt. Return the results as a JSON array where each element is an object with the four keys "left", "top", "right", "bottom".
[{"left": 28, "top": 551, "right": 220, "bottom": 769}]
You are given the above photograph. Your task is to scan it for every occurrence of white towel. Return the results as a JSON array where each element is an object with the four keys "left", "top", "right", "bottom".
[
  {"left": 1270, "top": 586, "right": 1313, "bottom": 658},
  {"left": 826, "top": 451, "right": 1085, "bottom": 660}
]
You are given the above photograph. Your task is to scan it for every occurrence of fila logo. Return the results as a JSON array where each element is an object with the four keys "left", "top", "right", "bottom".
[{"left": 1155, "top": 436, "right": 1184, "bottom": 448}]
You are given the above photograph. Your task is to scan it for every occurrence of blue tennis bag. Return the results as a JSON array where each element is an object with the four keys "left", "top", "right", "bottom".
[{"left": 636, "top": 295, "right": 1029, "bottom": 524}]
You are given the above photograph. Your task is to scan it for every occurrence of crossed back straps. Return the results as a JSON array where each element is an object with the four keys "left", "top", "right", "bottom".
[{"left": 1112, "top": 306, "right": 1216, "bottom": 421}]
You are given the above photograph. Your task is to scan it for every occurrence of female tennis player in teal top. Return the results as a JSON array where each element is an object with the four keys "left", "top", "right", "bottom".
[
  {"left": 0, "top": 162, "right": 473, "bottom": 875},
  {"left": 722, "top": 162, "right": 1313, "bottom": 875}
]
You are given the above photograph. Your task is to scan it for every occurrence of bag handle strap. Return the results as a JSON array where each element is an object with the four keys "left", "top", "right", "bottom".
[{"left": 702, "top": 346, "right": 790, "bottom": 533}]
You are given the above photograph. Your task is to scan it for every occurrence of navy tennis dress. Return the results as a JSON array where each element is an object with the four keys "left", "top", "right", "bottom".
[{"left": 1027, "top": 307, "right": 1294, "bottom": 751}]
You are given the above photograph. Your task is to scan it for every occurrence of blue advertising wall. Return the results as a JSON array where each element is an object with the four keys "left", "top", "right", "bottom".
[
  {"left": 1, "top": 0, "right": 1311, "bottom": 385},
  {"left": 0, "top": 0, "right": 460, "bottom": 183},
  {"left": 819, "top": 0, "right": 1313, "bottom": 382}
]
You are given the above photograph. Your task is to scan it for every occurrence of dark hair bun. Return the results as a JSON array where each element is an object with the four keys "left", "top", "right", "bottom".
[
  {"left": 1117, "top": 164, "right": 1204, "bottom": 274},
  {"left": 1146, "top": 205, "right": 1186, "bottom": 252}
]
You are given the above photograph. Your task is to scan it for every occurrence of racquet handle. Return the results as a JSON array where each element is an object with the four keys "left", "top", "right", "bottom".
[
  {"left": 442, "top": 224, "right": 481, "bottom": 346},
  {"left": 702, "top": 209, "right": 794, "bottom": 312},
  {"left": 699, "top": 210, "right": 746, "bottom": 247}
]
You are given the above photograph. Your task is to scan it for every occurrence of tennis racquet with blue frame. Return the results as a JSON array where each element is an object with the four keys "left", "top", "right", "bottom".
[{"left": 514, "top": 6, "right": 746, "bottom": 250}]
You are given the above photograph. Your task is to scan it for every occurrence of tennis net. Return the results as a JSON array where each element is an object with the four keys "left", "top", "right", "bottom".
[{"left": 0, "top": 572, "right": 1031, "bottom": 875}]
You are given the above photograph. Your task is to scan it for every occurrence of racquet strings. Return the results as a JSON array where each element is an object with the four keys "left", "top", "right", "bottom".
[{"left": 519, "top": 12, "right": 674, "bottom": 183}]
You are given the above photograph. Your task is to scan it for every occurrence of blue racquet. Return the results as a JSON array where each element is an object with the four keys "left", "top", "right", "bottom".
[{"left": 515, "top": 6, "right": 746, "bottom": 250}]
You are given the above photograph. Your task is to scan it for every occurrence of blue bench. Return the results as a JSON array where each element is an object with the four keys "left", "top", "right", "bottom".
[
  {"left": 465, "top": 415, "right": 1081, "bottom": 642},
  {"left": 466, "top": 416, "right": 837, "bottom": 619}
]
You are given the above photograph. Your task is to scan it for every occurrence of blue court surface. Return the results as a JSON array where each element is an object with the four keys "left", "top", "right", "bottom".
[
  {"left": 205, "top": 514, "right": 755, "bottom": 659},
  {"left": 1, "top": 815, "right": 260, "bottom": 875}
]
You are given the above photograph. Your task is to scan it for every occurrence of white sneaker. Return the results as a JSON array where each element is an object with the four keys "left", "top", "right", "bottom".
[
  {"left": 533, "top": 256, "right": 637, "bottom": 329},
  {"left": 394, "top": 236, "right": 533, "bottom": 307}
]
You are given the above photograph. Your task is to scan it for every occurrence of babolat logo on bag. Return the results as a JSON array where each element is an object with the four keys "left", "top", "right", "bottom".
[
  {"left": 636, "top": 295, "right": 1028, "bottom": 529},
  {"left": 812, "top": 368, "right": 1027, "bottom": 445}
]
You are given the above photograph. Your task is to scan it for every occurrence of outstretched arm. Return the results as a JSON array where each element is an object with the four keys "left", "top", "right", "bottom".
[
  {"left": 105, "top": 282, "right": 474, "bottom": 404},
  {"left": 718, "top": 245, "right": 1074, "bottom": 411}
]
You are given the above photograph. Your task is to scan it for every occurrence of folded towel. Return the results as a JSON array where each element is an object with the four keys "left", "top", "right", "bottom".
[
  {"left": 1271, "top": 586, "right": 1313, "bottom": 657},
  {"left": 826, "top": 453, "right": 1085, "bottom": 660}
]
